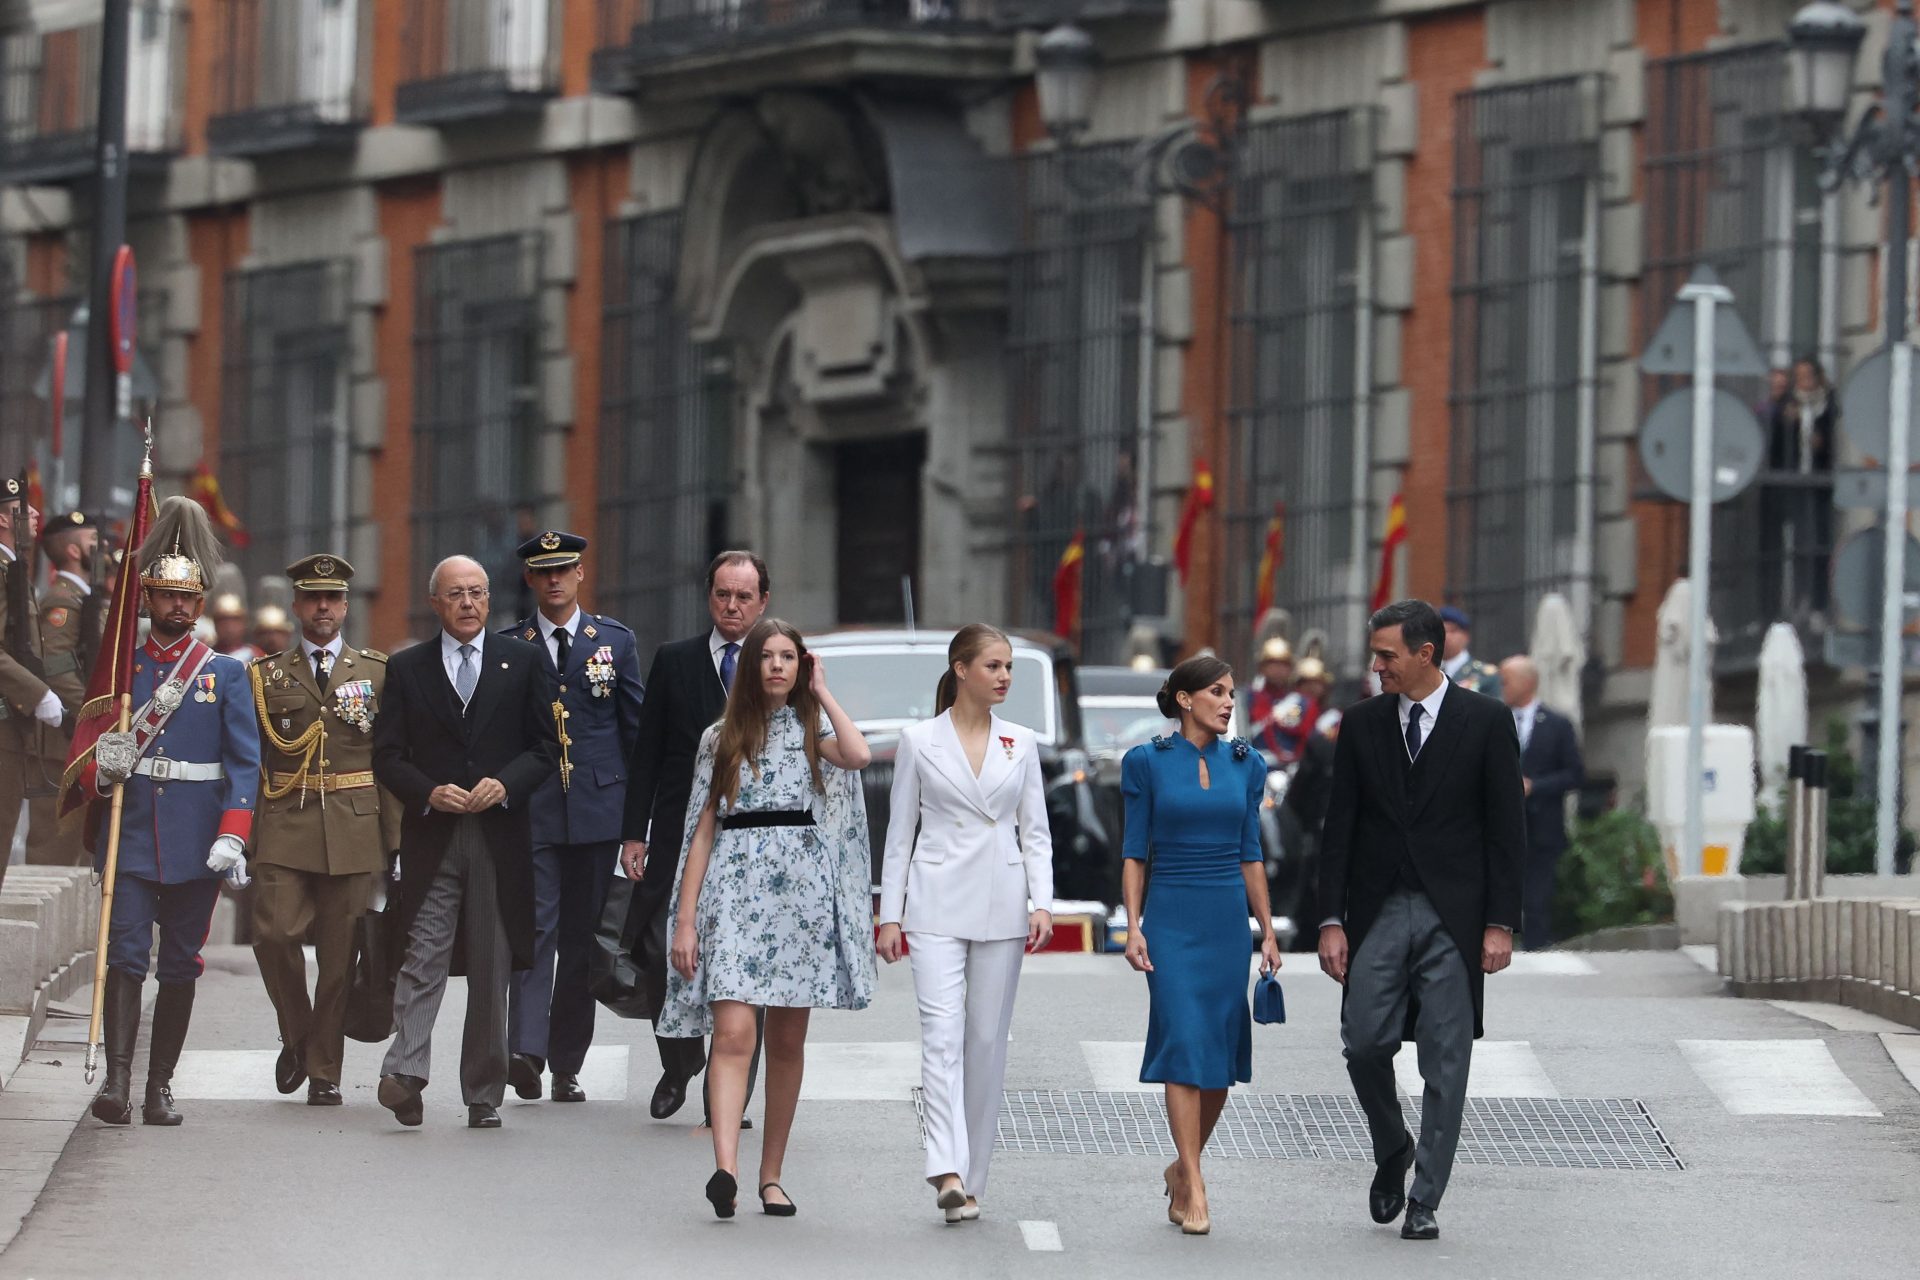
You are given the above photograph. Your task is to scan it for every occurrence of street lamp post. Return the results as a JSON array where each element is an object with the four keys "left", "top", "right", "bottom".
[{"left": 1790, "top": 1, "right": 1908, "bottom": 877}]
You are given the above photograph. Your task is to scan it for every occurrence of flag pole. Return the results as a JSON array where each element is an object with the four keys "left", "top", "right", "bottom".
[{"left": 83, "top": 424, "right": 151, "bottom": 1085}]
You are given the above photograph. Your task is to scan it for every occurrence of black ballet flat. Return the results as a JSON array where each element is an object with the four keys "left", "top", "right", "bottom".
[
  {"left": 759, "top": 1182, "right": 797, "bottom": 1217},
  {"left": 705, "top": 1169, "right": 738, "bottom": 1220}
]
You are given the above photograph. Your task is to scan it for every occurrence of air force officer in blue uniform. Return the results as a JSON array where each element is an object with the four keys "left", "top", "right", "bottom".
[{"left": 501, "top": 531, "right": 644, "bottom": 1102}]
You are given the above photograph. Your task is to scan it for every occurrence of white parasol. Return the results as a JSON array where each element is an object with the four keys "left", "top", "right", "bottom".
[
  {"left": 1755, "top": 622, "right": 1809, "bottom": 814},
  {"left": 1650, "top": 578, "right": 1717, "bottom": 728},
  {"left": 1528, "top": 592, "right": 1587, "bottom": 735}
]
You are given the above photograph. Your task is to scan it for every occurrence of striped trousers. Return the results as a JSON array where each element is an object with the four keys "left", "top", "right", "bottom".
[{"left": 381, "top": 818, "right": 512, "bottom": 1106}]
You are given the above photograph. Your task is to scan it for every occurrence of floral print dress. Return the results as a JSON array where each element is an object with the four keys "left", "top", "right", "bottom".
[{"left": 659, "top": 705, "right": 877, "bottom": 1037}]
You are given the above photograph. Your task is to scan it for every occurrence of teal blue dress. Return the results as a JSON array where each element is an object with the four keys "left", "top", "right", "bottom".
[{"left": 1122, "top": 734, "right": 1266, "bottom": 1088}]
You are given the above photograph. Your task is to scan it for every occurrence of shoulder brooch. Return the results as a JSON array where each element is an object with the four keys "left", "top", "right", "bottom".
[
  {"left": 1230, "top": 737, "right": 1252, "bottom": 760},
  {"left": 1150, "top": 734, "right": 1175, "bottom": 751}
]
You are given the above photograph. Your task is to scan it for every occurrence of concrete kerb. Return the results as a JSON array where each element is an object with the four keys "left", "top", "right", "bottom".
[{"left": 1719, "top": 896, "right": 1920, "bottom": 1030}]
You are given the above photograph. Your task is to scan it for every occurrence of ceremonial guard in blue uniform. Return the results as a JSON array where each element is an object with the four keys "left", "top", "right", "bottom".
[
  {"left": 501, "top": 531, "right": 644, "bottom": 1101},
  {"left": 81, "top": 498, "right": 261, "bottom": 1127}
]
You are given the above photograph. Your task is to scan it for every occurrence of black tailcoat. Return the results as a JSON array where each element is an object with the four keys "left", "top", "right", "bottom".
[{"left": 620, "top": 634, "right": 727, "bottom": 880}]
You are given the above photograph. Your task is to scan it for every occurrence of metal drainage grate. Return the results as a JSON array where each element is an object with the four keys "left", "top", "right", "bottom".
[{"left": 914, "top": 1091, "right": 1684, "bottom": 1171}]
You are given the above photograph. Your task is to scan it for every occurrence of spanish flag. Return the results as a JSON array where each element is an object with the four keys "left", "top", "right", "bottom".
[
  {"left": 189, "top": 460, "right": 250, "bottom": 548},
  {"left": 1171, "top": 457, "right": 1215, "bottom": 585},
  {"left": 1053, "top": 529, "right": 1085, "bottom": 641},
  {"left": 1253, "top": 501, "right": 1285, "bottom": 619},
  {"left": 1369, "top": 492, "right": 1408, "bottom": 612}
]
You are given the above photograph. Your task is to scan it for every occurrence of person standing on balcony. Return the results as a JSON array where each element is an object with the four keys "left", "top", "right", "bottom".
[
  {"left": 664, "top": 619, "right": 874, "bottom": 1219},
  {"left": 876, "top": 623, "right": 1055, "bottom": 1226},
  {"left": 499, "top": 531, "right": 643, "bottom": 1104},
  {"left": 620, "top": 551, "right": 770, "bottom": 1127}
]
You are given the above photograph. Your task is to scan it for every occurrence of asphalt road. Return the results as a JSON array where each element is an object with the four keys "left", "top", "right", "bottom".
[{"left": 2, "top": 945, "right": 1916, "bottom": 1279}]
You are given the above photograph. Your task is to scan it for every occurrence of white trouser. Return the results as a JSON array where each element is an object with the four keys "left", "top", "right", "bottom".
[{"left": 907, "top": 932, "right": 1025, "bottom": 1198}]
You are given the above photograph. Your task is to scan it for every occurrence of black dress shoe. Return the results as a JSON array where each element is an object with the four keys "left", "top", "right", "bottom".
[
  {"left": 1401, "top": 1200, "right": 1438, "bottom": 1240},
  {"left": 551, "top": 1074, "right": 585, "bottom": 1102},
  {"left": 468, "top": 1103, "right": 502, "bottom": 1129},
  {"left": 1370, "top": 1130, "right": 1415, "bottom": 1224},
  {"left": 650, "top": 1072, "right": 690, "bottom": 1120},
  {"left": 275, "top": 1039, "right": 307, "bottom": 1096},
  {"left": 377, "top": 1073, "right": 425, "bottom": 1127},
  {"left": 306, "top": 1080, "right": 343, "bottom": 1107},
  {"left": 508, "top": 1053, "right": 543, "bottom": 1101}
]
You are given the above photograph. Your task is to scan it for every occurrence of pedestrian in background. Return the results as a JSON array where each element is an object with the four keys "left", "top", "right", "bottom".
[
  {"left": 665, "top": 619, "right": 874, "bottom": 1220},
  {"left": 621, "top": 550, "right": 771, "bottom": 1126},
  {"left": 877, "top": 623, "right": 1054, "bottom": 1225},
  {"left": 248, "top": 554, "right": 400, "bottom": 1106},
  {"left": 1121, "top": 653, "right": 1280, "bottom": 1236},
  {"left": 1498, "top": 655, "right": 1584, "bottom": 951},
  {"left": 27, "top": 510, "right": 101, "bottom": 867},
  {"left": 1318, "top": 599, "right": 1525, "bottom": 1242},
  {"left": 372, "top": 556, "right": 559, "bottom": 1131},
  {"left": 500, "top": 531, "right": 643, "bottom": 1103}
]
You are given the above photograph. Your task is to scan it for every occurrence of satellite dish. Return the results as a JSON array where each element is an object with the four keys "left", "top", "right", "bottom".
[{"left": 1636, "top": 387, "right": 1766, "bottom": 504}]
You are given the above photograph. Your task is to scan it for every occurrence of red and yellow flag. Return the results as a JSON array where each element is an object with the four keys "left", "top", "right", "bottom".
[
  {"left": 1171, "top": 457, "right": 1215, "bottom": 585},
  {"left": 1253, "top": 501, "right": 1285, "bottom": 619},
  {"left": 1052, "top": 529, "right": 1086, "bottom": 641},
  {"left": 189, "top": 460, "right": 250, "bottom": 548},
  {"left": 61, "top": 465, "right": 157, "bottom": 817},
  {"left": 1369, "top": 492, "right": 1408, "bottom": 612}
]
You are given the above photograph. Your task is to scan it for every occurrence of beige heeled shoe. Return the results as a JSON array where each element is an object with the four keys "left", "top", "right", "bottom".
[
  {"left": 1163, "top": 1162, "right": 1184, "bottom": 1226},
  {"left": 936, "top": 1180, "right": 968, "bottom": 1225},
  {"left": 1181, "top": 1201, "right": 1212, "bottom": 1236}
]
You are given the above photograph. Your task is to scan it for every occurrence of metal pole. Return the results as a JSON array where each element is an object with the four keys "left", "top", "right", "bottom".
[
  {"left": 78, "top": 0, "right": 133, "bottom": 516},
  {"left": 1678, "top": 275, "right": 1728, "bottom": 877},
  {"left": 1876, "top": 7, "right": 1917, "bottom": 880},
  {"left": 1787, "top": 743, "right": 1808, "bottom": 899},
  {"left": 1805, "top": 750, "right": 1830, "bottom": 899}
]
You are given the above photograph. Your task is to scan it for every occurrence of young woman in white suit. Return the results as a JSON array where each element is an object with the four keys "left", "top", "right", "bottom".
[{"left": 878, "top": 624, "right": 1055, "bottom": 1224}]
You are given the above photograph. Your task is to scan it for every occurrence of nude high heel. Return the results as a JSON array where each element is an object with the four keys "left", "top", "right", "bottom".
[{"left": 1163, "top": 1162, "right": 1184, "bottom": 1226}]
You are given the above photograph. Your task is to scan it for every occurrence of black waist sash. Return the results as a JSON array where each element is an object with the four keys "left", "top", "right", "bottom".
[{"left": 720, "top": 809, "right": 816, "bottom": 831}]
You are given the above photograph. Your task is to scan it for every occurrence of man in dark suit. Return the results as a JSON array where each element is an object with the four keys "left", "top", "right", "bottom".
[
  {"left": 1317, "top": 599, "right": 1525, "bottom": 1242},
  {"left": 500, "top": 531, "right": 644, "bottom": 1102},
  {"left": 619, "top": 550, "right": 768, "bottom": 1123},
  {"left": 373, "top": 555, "right": 559, "bottom": 1130},
  {"left": 1499, "top": 656, "right": 1585, "bottom": 951}
]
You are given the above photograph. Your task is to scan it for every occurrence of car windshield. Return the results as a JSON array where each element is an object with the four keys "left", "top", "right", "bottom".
[
  {"left": 1083, "top": 701, "right": 1172, "bottom": 756},
  {"left": 818, "top": 649, "right": 1057, "bottom": 741}
]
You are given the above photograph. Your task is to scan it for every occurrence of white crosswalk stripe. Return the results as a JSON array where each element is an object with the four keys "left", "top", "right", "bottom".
[
  {"left": 1394, "top": 1039, "right": 1559, "bottom": 1098},
  {"left": 1678, "top": 1039, "right": 1880, "bottom": 1116},
  {"left": 799, "top": 1041, "right": 921, "bottom": 1101},
  {"left": 1080, "top": 1041, "right": 1154, "bottom": 1092},
  {"left": 168, "top": 1045, "right": 630, "bottom": 1102},
  {"left": 1503, "top": 953, "right": 1597, "bottom": 976}
]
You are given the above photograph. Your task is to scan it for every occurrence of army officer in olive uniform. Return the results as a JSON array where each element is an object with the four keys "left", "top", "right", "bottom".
[
  {"left": 28, "top": 511, "right": 102, "bottom": 866},
  {"left": 249, "top": 554, "right": 402, "bottom": 1105}
]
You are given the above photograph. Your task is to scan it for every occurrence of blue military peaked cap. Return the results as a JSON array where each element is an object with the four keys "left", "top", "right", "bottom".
[
  {"left": 1437, "top": 605, "right": 1472, "bottom": 630},
  {"left": 517, "top": 529, "right": 586, "bottom": 569}
]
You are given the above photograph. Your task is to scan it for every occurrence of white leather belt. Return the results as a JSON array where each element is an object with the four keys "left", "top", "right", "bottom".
[{"left": 133, "top": 758, "right": 225, "bottom": 783}]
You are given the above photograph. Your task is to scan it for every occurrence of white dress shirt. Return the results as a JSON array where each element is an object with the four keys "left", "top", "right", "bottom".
[
  {"left": 537, "top": 607, "right": 581, "bottom": 668},
  {"left": 300, "top": 633, "right": 344, "bottom": 682},
  {"left": 1441, "top": 650, "right": 1471, "bottom": 681},
  {"left": 1398, "top": 678, "right": 1450, "bottom": 761},
  {"left": 1512, "top": 700, "right": 1539, "bottom": 754},
  {"left": 440, "top": 630, "right": 485, "bottom": 694},
  {"left": 709, "top": 628, "right": 740, "bottom": 681}
]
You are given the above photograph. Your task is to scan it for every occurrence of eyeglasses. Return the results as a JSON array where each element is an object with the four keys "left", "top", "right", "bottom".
[{"left": 438, "top": 588, "right": 490, "bottom": 604}]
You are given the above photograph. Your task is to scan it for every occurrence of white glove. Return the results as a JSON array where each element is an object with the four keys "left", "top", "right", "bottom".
[
  {"left": 33, "top": 689, "right": 63, "bottom": 726},
  {"left": 224, "top": 862, "right": 251, "bottom": 889},
  {"left": 95, "top": 731, "right": 139, "bottom": 784},
  {"left": 206, "top": 833, "right": 246, "bottom": 876}
]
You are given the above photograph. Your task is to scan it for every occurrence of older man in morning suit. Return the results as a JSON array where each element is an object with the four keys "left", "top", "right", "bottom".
[
  {"left": 619, "top": 550, "right": 768, "bottom": 1125},
  {"left": 374, "top": 555, "right": 559, "bottom": 1130},
  {"left": 1318, "top": 599, "right": 1526, "bottom": 1242}
]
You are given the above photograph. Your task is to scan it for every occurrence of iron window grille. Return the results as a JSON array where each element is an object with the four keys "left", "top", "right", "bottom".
[
  {"left": 208, "top": 0, "right": 362, "bottom": 155},
  {"left": 1644, "top": 43, "right": 1835, "bottom": 668},
  {"left": 1005, "top": 143, "right": 1151, "bottom": 665},
  {"left": 634, "top": 0, "right": 990, "bottom": 65},
  {"left": 598, "top": 211, "right": 736, "bottom": 662},
  {"left": 0, "top": 2, "right": 187, "bottom": 184},
  {"left": 591, "top": 0, "right": 644, "bottom": 93},
  {"left": 396, "top": 0, "right": 556, "bottom": 123},
  {"left": 221, "top": 261, "right": 352, "bottom": 588},
  {"left": 1447, "top": 77, "right": 1602, "bottom": 661},
  {"left": 411, "top": 233, "right": 547, "bottom": 636},
  {"left": 1225, "top": 110, "right": 1374, "bottom": 675}
]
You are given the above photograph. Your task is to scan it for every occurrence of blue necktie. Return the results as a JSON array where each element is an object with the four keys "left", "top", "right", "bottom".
[
  {"left": 720, "top": 642, "right": 738, "bottom": 692},
  {"left": 1405, "top": 703, "right": 1424, "bottom": 763}
]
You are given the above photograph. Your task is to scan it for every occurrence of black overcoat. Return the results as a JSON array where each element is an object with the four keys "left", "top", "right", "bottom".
[
  {"left": 372, "top": 632, "right": 560, "bottom": 972},
  {"left": 620, "top": 634, "right": 728, "bottom": 883},
  {"left": 1317, "top": 683, "right": 1527, "bottom": 1038}
]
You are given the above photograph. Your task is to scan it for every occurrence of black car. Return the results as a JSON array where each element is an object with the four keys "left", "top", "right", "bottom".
[{"left": 806, "top": 629, "right": 1111, "bottom": 901}]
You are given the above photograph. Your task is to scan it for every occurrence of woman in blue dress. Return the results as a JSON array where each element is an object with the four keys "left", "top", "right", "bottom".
[{"left": 1122, "top": 653, "right": 1281, "bottom": 1236}]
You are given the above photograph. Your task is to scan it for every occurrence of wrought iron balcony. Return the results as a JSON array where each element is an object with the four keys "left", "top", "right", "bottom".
[
  {"left": 1710, "top": 469, "right": 1836, "bottom": 672},
  {"left": 395, "top": 0, "right": 556, "bottom": 126},
  {"left": 621, "top": 0, "right": 1013, "bottom": 100},
  {"left": 988, "top": 0, "right": 1167, "bottom": 29},
  {"left": 0, "top": 2, "right": 187, "bottom": 185},
  {"left": 591, "top": 0, "right": 643, "bottom": 94},
  {"left": 207, "top": 0, "right": 363, "bottom": 157}
]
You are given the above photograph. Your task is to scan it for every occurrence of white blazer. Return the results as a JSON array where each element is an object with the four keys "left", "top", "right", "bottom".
[{"left": 878, "top": 711, "right": 1055, "bottom": 942}]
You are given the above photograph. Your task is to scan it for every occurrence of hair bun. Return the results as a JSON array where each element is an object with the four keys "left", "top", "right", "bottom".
[{"left": 1155, "top": 679, "right": 1179, "bottom": 720}]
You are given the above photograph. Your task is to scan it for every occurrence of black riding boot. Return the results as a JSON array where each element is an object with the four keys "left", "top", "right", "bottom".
[
  {"left": 90, "top": 969, "right": 143, "bottom": 1125},
  {"left": 142, "top": 981, "right": 194, "bottom": 1126}
]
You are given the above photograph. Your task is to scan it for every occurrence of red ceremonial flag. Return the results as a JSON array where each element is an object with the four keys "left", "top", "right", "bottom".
[
  {"left": 1171, "top": 457, "right": 1215, "bottom": 585},
  {"left": 1369, "top": 492, "right": 1409, "bottom": 612},
  {"left": 60, "top": 466, "right": 157, "bottom": 818},
  {"left": 1052, "top": 529, "right": 1086, "bottom": 641},
  {"left": 1253, "top": 501, "right": 1286, "bottom": 619},
  {"left": 23, "top": 462, "right": 44, "bottom": 522},
  {"left": 189, "top": 460, "right": 250, "bottom": 548}
]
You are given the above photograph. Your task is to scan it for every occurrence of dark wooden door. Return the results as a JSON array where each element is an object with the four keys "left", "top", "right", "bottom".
[{"left": 835, "top": 434, "right": 924, "bottom": 624}]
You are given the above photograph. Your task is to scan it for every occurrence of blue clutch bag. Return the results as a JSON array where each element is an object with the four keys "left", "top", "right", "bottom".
[{"left": 1253, "top": 973, "right": 1286, "bottom": 1025}]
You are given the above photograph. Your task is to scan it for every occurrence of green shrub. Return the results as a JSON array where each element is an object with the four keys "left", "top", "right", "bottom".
[
  {"left": 1741, "top": 719, "right": 1896, "bottom": 876},
  {"left": 1552, "top": 807, "right": 1674, "bottom": 937}
]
